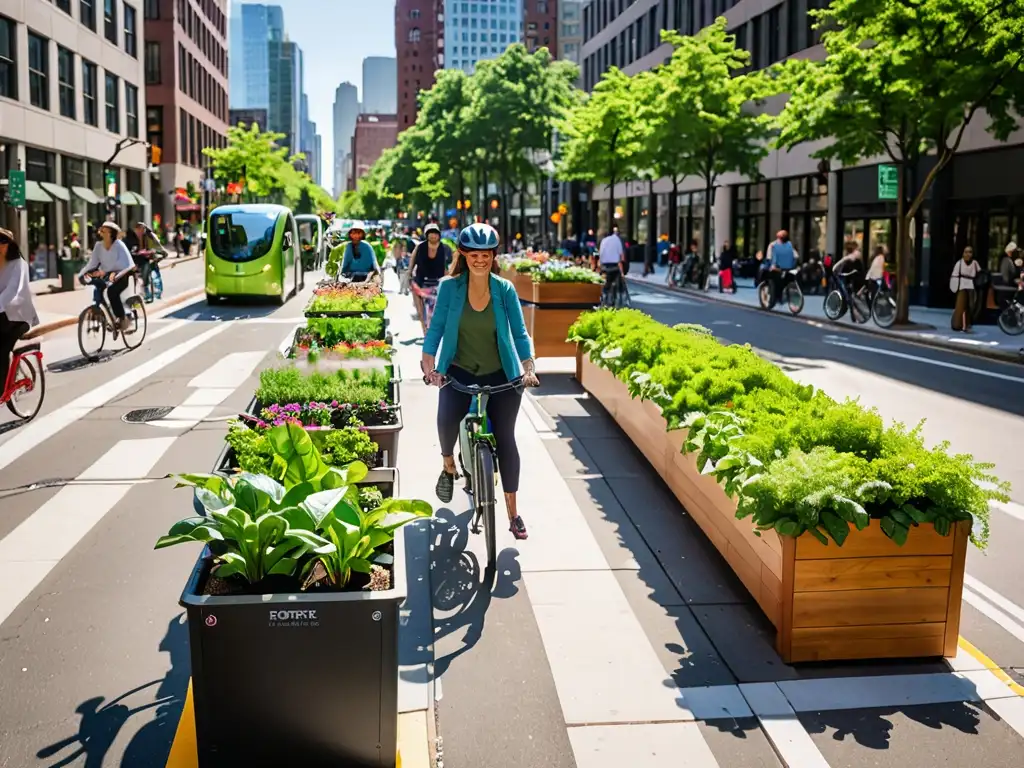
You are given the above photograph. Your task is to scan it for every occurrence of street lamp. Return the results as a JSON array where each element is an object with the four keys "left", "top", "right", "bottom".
[{"left": 105, "top": 137, "right": 148, "bottom": 219}]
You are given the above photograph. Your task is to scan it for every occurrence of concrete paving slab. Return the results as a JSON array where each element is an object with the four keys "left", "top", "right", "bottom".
[
  {"left": 568, "top": 722, "right": 722, "bottom": 768},
  {"left": 697, "top": 717, "right": 784, "bottom": 768},
  {"left": 572, "top": 435, "right": 650, "bottom": 478},
  {"left": 533, "top": 394, "right": 624, "bottom": 439},
  {"left": 525, "top": 570, "right": 695, "bottom": 724}
]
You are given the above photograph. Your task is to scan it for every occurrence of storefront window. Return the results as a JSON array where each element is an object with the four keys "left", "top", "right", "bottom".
[
  {"left": 63, "top": 156, "right": 87, "bottom": 243},
  {"left": 868, "top": 219, "right": 893, "bottom": 260},
  {"left": 635, "top": 195, "right": 650, "bottom": 244},
  {"left": 657, "top": 193, "right": 670, "bottom": 240},
  {"left": 26, "top": 148, "right": 56, "bottom": 279},
  {"left": 987, "top": 213, "right": 1019, "bottom": 272},
  {"left": 734, "top": 182, "right": 768, "bottom": 259},
  {"left": 784, "top": 175, "right": 828, "bottom": 260},
  {"left": 843, "top": 220, "right": 864, "bottom": 252}
]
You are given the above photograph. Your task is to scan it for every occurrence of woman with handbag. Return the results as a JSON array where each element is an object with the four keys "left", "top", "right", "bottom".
[{"left": 950, "top": 246, "right": 981, "bottom": 332}]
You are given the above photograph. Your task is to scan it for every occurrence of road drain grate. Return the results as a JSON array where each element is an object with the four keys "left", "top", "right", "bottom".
[{"left": 122, "top": 407, "right": 175, "bottom": 423}]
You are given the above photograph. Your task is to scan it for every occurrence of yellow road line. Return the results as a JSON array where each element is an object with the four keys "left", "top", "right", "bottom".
[
  {"left": 958, "top": 636, "right": 1024, "bottom": 696},
  {"left": 164, "top": 681, "right": 197, "bottom": 768}
]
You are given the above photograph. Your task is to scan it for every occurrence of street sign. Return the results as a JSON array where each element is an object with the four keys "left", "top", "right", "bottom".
[
  {"left": 878, "top": 164, "right": 898, "bottom": 201},
  {"left": 7, "top": 170, "right": 25, "bottom": 208},
  {"left": 105, "top": 168, "right": 118, "bottom": 197}
]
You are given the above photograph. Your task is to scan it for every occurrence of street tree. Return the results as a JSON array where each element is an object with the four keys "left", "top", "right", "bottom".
[
  {"left": 775, "top": 0, "right": 1024, "bottom": 324},
  {"left": 556, "top": 66, "right": 645, "bottom": 235},
  {"left": 416, "top": 69, "right": 475, "bottom": 223},
  {"left": 660, "top": 19, "right": 773, "bottom": 265}
]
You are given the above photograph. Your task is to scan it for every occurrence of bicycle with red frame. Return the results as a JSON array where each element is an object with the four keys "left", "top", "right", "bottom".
[
  {"left": 1, "top": 340, "right": 45, "bottom": 421},
  {"left": 411, "top": 277, "right": 440, "bottom": 334}
]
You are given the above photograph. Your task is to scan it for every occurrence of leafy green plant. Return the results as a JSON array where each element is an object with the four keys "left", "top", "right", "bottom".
[
  {"left": 306, "top": 284, "right": 387, "bottom": 314},
  {"left": 154, "top": 472, "right": 336, "bottom": 584},
  {"left": 256, "top": 366, "right": 391, "bottom": 408},
  {"left": 533, "top": 265, "right": 603, "bottom": 284},
  {"left": 302, "top": 317, "right": 386, "bottom": 346},
  {"left": 569, "top": 308, "right": 1010, "bottom": 548}
]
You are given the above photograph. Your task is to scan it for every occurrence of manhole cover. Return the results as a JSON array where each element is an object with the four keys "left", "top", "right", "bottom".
[{"left": 122, "top": 407, "right": 175, "bottom": 423}]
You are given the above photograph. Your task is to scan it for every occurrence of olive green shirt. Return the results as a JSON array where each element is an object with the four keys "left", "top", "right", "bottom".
[{"left": 452, "top": 298, "right": 503, "bottom": 375}]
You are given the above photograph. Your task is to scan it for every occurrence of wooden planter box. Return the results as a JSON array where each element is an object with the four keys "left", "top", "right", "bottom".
[
  {"left": 512, "top": 271, "right": 537, "bottom": 301},
  {"left": 528, "top": 281, "right": 603, "bottom": 306},
  {"left": 521, "top": 305, "right": 584, "bottom": 358},
  {"left": 577, "top": 349, "right": 970, "bottom": 664}
]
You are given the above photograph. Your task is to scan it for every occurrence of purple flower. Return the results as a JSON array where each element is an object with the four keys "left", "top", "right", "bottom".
[{"left": 330, "top": 400, "right": 339, "bottom": 408}]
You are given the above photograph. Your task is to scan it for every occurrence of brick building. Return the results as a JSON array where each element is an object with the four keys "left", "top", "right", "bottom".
[
  {"left": 349, "top": 114, "right": 399, "bottom": 189},
  {"left": 395, "top": 0, "right": 444, "bottom": 131},
  {"left": 525, "top": 0, "right": 558, "bottom": 54},
  {"left": 144, "top": 0, "right": 229, "bottom": 226}
]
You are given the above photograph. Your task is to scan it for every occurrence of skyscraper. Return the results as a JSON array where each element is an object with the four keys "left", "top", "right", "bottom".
[
  {"left": 228, "top": 3, "right": 285, "bottom": 110},
  {"left": 362, "top": 57, "right": 398, "bottom": 115},
  {"left": 333, "top": 82, "right": 360, "bottom": 195},
  {"left": 524, "top": 0, "right": 558, "bottom": 55},
  {"left": 395, "top": 1, "right": 445, "bottom": 131},
  {"left": 558, "top": 0, "right": 583, "bottom": 64},
  {"left": 268, "top": 38, "right": 301, "bottom": 153},
  {"left": 445, "top": 0, "right": 523, "bottom": 73}
]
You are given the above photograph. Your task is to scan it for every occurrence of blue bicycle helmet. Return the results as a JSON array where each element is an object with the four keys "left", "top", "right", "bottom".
[{"left": 457, "top": 222, "right": 500, "bottom": 251}]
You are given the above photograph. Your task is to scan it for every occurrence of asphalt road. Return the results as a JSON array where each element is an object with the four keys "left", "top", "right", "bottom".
[{"left": 0, "top": 273, "right": 1022, "bottom": 768}]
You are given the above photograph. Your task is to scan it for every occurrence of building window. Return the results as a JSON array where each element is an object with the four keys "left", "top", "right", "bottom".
[
  {"left": 180, "top": 107, "right": 188, "bottom": 165},
  {"left": 125, "top": 82, "right": 138, "bottom": 137},
  {"left": 144, "top": 0, "right": 159, "bottom": 19},
  {"left": 147, "top": 105, "right": 163, "bottom": 160},
  {"left": 733, "top": 182, "right": 769, "bottom": 260},
  {"left": 104, "top": 0, "right": 118, "bottom": 44},
  {"left": 81, "top": 0, "right": 97, "bottom": 31},
  {"left": 124, "top": 3, "right": 137, "bottom": 57},
  {"left": 0, "top": 15, "right": 15, "bottom": 100},
  {"left": 57, "top": 0, "right": 73, "bottom": 15},
  {"left": 28, "top": 33, "right": 50, "bottom": 111},
  {"left": 408, "top": 27, "right": 421, "bottom": 43},
  {"left": 58, "top": 46, "right": 76, "bottom": 118},
  {"left": 178, "top": 43, "right": 185, "bottom": 91},
  {"left": 767, "top": 5, "right": 781, "bottom": 64},
  {"left": 82, "top": 59, "right": 98, "bottom": 125},
  {"left": 145, "top": 41, "right": 161, "bottom": 83},
  {"left": 409, "top": 8, "right": 420, "bottom": 18},
  {"left": 105, "top": 72, "right": 120, "bottom": 132}
]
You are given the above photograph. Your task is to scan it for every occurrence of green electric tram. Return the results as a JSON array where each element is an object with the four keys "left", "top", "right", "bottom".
[{"left": 205, "top": 204, "right": 304, "bottom": 305}]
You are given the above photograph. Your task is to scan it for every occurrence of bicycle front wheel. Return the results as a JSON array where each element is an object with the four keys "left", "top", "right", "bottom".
[
  {"left": 784, "top": 284, "right": 804, "bottom": 315},
  {"left": 6, "top": 353, "right": 45, "bottom": 420},
  {"left": 823, "top": 289, "right": 846, "bottom": 321},
  {"left": 122, "top": 296, "right": 148, "bottom": 349},
  {"left": 872, "top": 290, "right": 897, "bottom": 328},
  {"left": 474, "top": 441, "right": 497, "bottom": 573},
  {"left": 758, "top": 282, "right": 774, "bottom": 309},
  {"left": 78, "top": 306, "right": 106, "bottom": 360},
  {"left": 998, "top": 303, "right": 1024, "bottom": 336}
]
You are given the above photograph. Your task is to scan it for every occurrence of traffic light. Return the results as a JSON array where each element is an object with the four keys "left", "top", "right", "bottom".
[{"left": 148, "top": 145, "right": 162, "bottom": 165}]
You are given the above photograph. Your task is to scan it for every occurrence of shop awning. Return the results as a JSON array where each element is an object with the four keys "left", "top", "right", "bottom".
[
  {"left": 71, "top": 186, "right": 103, "bottom": 204},
  {"left": 39, "top": 182, "right": 71, "bottom": 201},
  {"left": 122, "top": 191, "right": 150, "bottom": 207},
  {"left": 24, "top": 181, "right": 53, "bottom": 203}
]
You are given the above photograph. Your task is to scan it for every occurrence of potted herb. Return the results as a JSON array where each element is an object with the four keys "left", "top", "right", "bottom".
[
  {"left": 221, "top": 418, "right": 380, "bottom": 474},
  {"left": 158, "top": 427, "right": 431, "bottom": 766},
  {"left": 570, "top": 309, "right": 1009, "bottom": 663}
]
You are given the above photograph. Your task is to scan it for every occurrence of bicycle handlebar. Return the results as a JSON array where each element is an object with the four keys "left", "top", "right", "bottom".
[{"left": 423, "top": 375, "right": 527, "bottom": 394}]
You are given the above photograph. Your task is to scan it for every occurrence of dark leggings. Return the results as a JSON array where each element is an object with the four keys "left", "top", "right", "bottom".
[
  {"left": 0, "top": 313, "right": 30, "bottom": 393},
  {"left": 92, "top": 273, "right": 131, "bottom": 318},
  {"left": 437, "top": 366, "right": 523, "bottom": 493}
]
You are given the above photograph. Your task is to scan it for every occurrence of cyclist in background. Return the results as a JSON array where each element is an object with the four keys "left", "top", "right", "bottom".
[
  {"left": 421, "top": 222, "right": 538, "bottom": 541},
  {"left": 832, "top": 241, "right": 865, "bottom": 306},
  {"left": 765, "top": 230, "right": 799, "bottom": 308},
  {"left": 124, "top": 222, "right": 166, "bottom": 302},
  {"left": 339, "top": 221, "right": 381, "bottom": 283},
  {"left": 78, "top": 222, "right": 135, "bottom": 331},
  {"left": 599, "top": 229, "right": 626, "bottom": 298},
  {"left": 410, "top": 223, "right": 452, "bottom": 335},
  {"left": 0, "top": 228, "right": 40, "bottom": 391}
]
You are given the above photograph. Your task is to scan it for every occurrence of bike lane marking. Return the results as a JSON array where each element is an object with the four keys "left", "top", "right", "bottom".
[
  {"left": 822, "top": 339, "right": 1024, "bottom": 384},
  {"left": 0, "top": 437, "right": 177, "bottom": 627},
  {"left": 0, "top": 323, "right": 230, "bottom": 473}
]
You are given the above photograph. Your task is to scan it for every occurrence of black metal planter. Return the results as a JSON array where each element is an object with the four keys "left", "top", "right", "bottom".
[{"left": 181, "top": 469, "right": 405, "bottom": 768}]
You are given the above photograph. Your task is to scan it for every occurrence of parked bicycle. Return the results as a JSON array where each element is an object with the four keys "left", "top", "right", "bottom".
[
  {"left": 758, "top": 268, "right": 805, "bottom": 315},
  {"left": 427, "top": 375, "right": 526, "bottom": 573},
  {"left": 824, "top": 273, "right": 896, "bottom": 328},
  {"left": 78, "top": 269, "right": 148, "bottom": 361},
  {"left": 1, "top": 341, "right": 45, "bottom": 420},
  {"left": 998, "top": 289, "right": 1024, "bottom": 336}
]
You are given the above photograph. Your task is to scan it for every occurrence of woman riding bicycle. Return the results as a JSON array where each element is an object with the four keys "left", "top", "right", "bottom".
[
  {"left": 339, "top": 221, "right": 381, "bottom": 283},
  {"left": 410, "top": 223, "right": 452, "bottom": 334},
  {"left": 78, "top": 221, "right": 135, "bottom": 331},
  {"left": 124, "top": 222, "right": 166, "bottom": 302},
  {"left": 421, "top": 223, "right": 539, "bottom": 541},
  {"left": 0, "top": 229, "right": 40, "bottom": 391}
]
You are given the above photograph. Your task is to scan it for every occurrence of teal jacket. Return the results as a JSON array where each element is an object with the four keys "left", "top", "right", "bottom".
[
  {"left": 341, "top": 241, "right": 379, "bottom": 274},
  {"left": 424, "top": 273, "right": 534, "bottom": 380}
]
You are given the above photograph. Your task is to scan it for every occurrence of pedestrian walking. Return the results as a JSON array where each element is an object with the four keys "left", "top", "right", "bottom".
[
  {"left": 950, "top": 246, "right": 980, "bottom": 332},
  {"left": 718, "top": 240, "right": 737, "bottom": 293}
]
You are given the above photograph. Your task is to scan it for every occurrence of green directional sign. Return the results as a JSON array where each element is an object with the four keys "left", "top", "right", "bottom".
[
  {"left": 878, "top": 164, "right": 899, "bottom": 201},
  {"left": 7, "top": 169, "right": 25, "bottom": 208},
  {"left": 104, "top": 168, "right": 118, "bottom": 197}
]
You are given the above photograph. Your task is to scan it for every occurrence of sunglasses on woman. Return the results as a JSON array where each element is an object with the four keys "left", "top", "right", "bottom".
[{"left": 0, "top": 235, "right": 10, "bottom": 245}]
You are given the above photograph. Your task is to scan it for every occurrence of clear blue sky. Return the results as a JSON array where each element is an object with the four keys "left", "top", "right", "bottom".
[{"left": 235, "top": 0, "right": 397, "bottom": 186}]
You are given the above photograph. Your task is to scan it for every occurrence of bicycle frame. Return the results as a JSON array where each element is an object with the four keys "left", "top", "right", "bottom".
[{"left": 2, "top": 345, "right": 42, "bottom": 402}]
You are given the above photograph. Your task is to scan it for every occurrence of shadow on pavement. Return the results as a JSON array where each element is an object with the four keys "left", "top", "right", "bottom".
[
  {"left": 430, "top": 506, "right": 522, "bottom": 679},
  {"left": 47, "top": 349, "right": 124, "bottom": 374},
  {"left": 800, "top": 700, "right": 983, "bottom": 750},
  {"left": 161, "top": 298, "right": 285, "bottom": 322},
  {"left": 35, "top": 613, "right": 191, "bottom": 768}
]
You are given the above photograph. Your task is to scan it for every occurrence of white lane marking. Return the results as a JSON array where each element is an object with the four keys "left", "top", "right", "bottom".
[
  {"left": 986, "top": 696, "right": 1024, "bottom": 741},
  {"left": 568, "top": 723, "right": 722, "bottom": 768},
  {"left": 521, "top": 394, "right": 553, "bottom": 433},
  {"left": 962, "top": 585, "right": 1024, "bottom": 645},
  {"left": 148, "top": 319, "right": 188, "bottom": 341},
  {"left": 188, "top": 351, "right": 266, "bottom": 389},
  {"left": 964, "top": 575, "right": 1024, "bottom": 626},
  {"left": 181, "top": 388, "right": 236, "bottom": 407},
  {"left": 739, "top": 683, "right": 830, "bottom": 768},
  {"left": 991, "top": 500, "right": 1024, "bottom": 522},
  {"left": 0, "top": 324, "right": 230, "bottom": 472},
  {"left": 822, "top": 339, "right": 1024, "bottom": 384},
  {"left": 0, "top": 438, "right": 176, "bottom": 626}
]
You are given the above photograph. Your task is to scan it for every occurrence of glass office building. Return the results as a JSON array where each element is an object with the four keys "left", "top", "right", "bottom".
[{"left": 444, "top": 0, "right": 524, "bottom": 73}]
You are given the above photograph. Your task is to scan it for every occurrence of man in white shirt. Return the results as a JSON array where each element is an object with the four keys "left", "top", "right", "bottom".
[{"left": 598, "top": 229, "right": 626, "bottom": 301}]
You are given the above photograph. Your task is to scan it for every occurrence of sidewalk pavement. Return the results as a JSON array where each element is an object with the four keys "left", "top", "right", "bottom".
[
  {"left": 26, "top": 254, "right": 204, "bottom": 337},
  {"left": 628, "top": 268, "right": 1024, "bottom": 364}
]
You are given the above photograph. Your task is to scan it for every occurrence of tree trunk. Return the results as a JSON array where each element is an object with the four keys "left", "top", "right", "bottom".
[
  {"left": 457, "top": 169, "right": 465, "bottom": 228},
  {"left": 648, "top": 179, "right": 657, "bottom": 267},
  {"left": 607, "top": 176, "right": 616, "bottom": 234},
  {"left": 702, "top": 175, "right": 714, "bottom": 274},
  {"left": 895, "top": 162, "right": 911, "bottom": 325},
  {"left": 669, "top": 178, "right": 678, "bottom": 243},
  {"left": 520, "top": 178, "right": 527, "bottom": 247}
]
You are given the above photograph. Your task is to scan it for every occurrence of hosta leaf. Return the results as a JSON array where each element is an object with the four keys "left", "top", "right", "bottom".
[
  {"left": 934, "top": 516, "right": 952, "bottom": 537},
  {"left": 774, "top": 518, "right": 802, "bottom": 537},
  {"left": 349, "top": 558, "right": 373, "bottom": 574},
  {"left": 213, "top": 552, "right": 249, "bottom": 581},
  {"left": 890, "top": 509, "right": 915, "bottom": 528},
  {"left": 807, "top": 526, "right": 829, "bottom": 545},
  {"left": 820, "top": 510, "right": 849, "bottom": 547},
  {"left": 281, "top": 481, "right": 316, "bottom": 509},
  {"left": 300, "top": 488, "right": 349, "bottom": 528},
  {"left": 237, "top": 472, "right": 285, "bottom": 506},
  {"left": 268, "top": 557, "right": 299, "bottom": 576},
  {"left": 174, "top": 473, "right": 229, "bottom": 496},
  {"left": 279, "top": 505, "right": 316, "bottom": 531},
  {"left": 195, "top": 487, "right": 233, "bottom": 515}
]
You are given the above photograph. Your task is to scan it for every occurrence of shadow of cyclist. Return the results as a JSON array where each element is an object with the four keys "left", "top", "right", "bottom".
[{"left": 431, "top": 505, "right": 521, "bottom": 678}]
